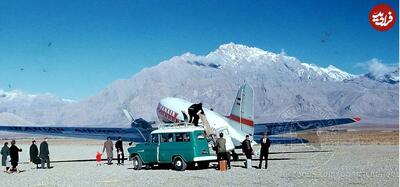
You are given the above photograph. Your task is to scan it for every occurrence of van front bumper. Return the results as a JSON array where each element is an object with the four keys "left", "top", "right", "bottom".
[{"left": 193, "top": 156, "right": 217, "bottom": 162}]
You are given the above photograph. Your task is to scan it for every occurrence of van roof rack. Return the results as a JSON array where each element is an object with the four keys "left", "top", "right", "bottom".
[{"left": 157, "top": 122, "right": 204, "bottom": 129}]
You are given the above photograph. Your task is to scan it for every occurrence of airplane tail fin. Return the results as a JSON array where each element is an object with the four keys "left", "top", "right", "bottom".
[{"left": 227, "top": 84, "right": 254, "bottom": 136}]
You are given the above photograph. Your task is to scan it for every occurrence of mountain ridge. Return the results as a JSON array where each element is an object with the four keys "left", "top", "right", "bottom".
[{"left": 0, "top": 43, "right": 398, "bottom": 126}]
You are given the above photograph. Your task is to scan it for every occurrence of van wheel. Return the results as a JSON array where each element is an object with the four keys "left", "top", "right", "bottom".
[
  {"left": 198, "top": 161, "right": 209, "bottom": 169},
  {"left": 132, "top": 155, "right": 142, "bottom": 170},
  {"left": 173, "top": 157, "right": 187, "bottom": 171}
]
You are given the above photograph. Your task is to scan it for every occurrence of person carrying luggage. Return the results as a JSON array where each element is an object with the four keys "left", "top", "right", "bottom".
[{"left": 188, "top": 103, "right": 204, "bottom": 126}]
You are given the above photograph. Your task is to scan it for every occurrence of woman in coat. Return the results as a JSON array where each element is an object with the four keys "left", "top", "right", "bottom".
[
  {"left": 30, "top": 140, "right": 41, "bottom": 168},
  {"left": 1, "top": 142, "right": 10, "bottom": 172}
]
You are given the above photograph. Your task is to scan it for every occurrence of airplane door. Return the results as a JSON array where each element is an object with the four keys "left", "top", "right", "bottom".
[{"left": 215, "top": 127, "right": 235, "bottom": 151}]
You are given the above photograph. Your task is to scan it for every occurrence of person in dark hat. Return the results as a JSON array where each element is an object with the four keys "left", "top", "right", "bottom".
[
  {"left": 115, "top": 136, "right": 124, "bottom": 165},
  {"left": 188, "top": 102, "right": 204, "bottom": 126},
  {"left": 30, "top": 140, "right": 41, "bottom": 168},
  {"left": 259, "top": 133, "right": 271, "bottom": 169},
  {"left": 9, "top": 140, "right": 22, "bottom": 173},
  {"left": 40, "top": 137, "right": 51, "bottom": 169}
]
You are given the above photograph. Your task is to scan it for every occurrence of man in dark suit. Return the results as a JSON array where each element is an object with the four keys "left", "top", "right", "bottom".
[
  {"left": 115, "top": 137, "right": 124, "bottom": 165},
  {"left": 9, "top": 140, "right": 22, "bottom": 173},
  {"left": 259, "top": 133, "right": 271, "bottom": 169},
  {"left": 242, "top": 135, "right": 253, "bottom": 159}
]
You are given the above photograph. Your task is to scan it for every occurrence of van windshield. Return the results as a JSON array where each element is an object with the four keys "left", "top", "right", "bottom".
[{"left": 151, "top": 134, "right": 158, "bottom": 143}]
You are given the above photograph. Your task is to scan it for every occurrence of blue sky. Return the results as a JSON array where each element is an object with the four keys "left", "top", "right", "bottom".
[{"left": 0, "top": 0, "right": 398, "bottom": 100}]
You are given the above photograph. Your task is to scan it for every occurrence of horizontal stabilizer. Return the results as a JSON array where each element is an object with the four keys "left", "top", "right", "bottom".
[
  {"left": 253, "top": 136, "right": 309, "bottom": 144},
  {"left": 254, "top": 117, "right": 360, "bottom": 136}
]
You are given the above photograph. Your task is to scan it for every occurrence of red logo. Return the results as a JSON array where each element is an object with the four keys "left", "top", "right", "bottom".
[{"left": 369, "top": 4, "right": 396, "bottom": 31}]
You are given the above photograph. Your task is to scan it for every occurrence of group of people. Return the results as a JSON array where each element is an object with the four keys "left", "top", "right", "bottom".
[
  {"left": 101, "top": 136, "right": 125, "bottom": 165},
  {"left": 31, "top": 138, "right": 51, "bottom": 169},
  {"left": 215, "top": 132, "right": 271, "bottom": 170},
  {"left": 0, "top": 137, "right": 50, "bottom": 173},
  {"left": 242, "top": 133, "right": 271, "bottom": 169},
  {"left": 1, "top": 140, "right": 21, "bottom": 173}
]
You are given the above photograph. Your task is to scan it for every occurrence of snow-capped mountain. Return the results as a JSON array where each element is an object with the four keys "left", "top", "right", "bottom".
[
  {"left": 364, "top": 67, "right": 399, "bottom": 84},
  {"left": 0, "top": 43, "right": 398, "bottom": 126},
  {"left": 207, "top": 43, "right": 355, "bottom": 81}
]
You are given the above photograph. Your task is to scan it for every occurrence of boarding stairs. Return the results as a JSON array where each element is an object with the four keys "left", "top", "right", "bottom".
[{"left": 199, "top": 114, "right": 218, "bottom": 147}]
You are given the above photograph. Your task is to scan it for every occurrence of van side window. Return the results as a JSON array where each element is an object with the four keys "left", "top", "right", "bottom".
[
  {"left": 175, "top": 133, "right": 190, "bottom": 142},
  {"left": 151, "top": 134, "right": 159, "bottom": 143},
  {"left": 161, "top": 133, "right": 174, "bottom": 143}
]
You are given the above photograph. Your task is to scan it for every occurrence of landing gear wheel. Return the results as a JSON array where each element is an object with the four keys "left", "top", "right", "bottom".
[
  {"left": 198, "top": 161, "right": 210, "bottom": 169},
  {"left": 173, "top": 157, "right": 187, "bottom": 171},
  {"left": 132, "top": 155, "right": 142, "bottom": 170},
  {"left": 187, "top": 163, "right": 196, "bottom": 169},
  {"left": 231, "top": 151, "right": 239, "bottom": 161}
]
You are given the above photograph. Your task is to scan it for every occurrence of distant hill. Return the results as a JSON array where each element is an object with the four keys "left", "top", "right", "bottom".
[{"left": 0, "top": 112, "right": 33, "bottom": 125}]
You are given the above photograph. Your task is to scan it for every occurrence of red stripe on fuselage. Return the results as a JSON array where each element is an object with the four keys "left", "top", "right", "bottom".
[{"left": 227, "top": 114, "right": 254, "bottom": 127}]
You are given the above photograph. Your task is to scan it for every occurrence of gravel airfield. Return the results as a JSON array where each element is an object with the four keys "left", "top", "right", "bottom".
[{"left": 0, "top": 137, "right": 398, "bottom": 187}]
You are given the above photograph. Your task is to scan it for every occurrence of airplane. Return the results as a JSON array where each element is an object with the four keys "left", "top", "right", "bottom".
[
  {"left": 155, "top": 84, "right": 360, "bottom": 157},
  {"left": 0, "top": 84, "right": 360, "bottom": 160}
]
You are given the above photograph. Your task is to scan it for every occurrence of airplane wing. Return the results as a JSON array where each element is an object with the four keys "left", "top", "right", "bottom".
[
  {"left": 254, "top": 117, "right": 360, "bottom": 136},
  {"left": 0, "top": 125, "right": 152, "bottom": 142}
]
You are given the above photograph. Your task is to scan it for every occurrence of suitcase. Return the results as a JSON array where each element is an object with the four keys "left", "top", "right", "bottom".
[{"left": 219, "top": 160, "right": 227, "bottom": 171}]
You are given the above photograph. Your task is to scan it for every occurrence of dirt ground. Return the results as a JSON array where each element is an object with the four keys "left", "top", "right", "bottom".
[{"left": 294, "top": 130, "right": 399, "bottom": 145}]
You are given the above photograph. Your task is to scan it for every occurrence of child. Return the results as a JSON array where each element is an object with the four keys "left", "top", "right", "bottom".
[{"left": 96, "top": 151, "right": 102, "bottom": 166}]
